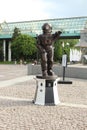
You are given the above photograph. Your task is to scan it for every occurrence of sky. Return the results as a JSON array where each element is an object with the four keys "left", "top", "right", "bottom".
[{"left": 0, "top": 0, "right": 87, "bottom": 23}]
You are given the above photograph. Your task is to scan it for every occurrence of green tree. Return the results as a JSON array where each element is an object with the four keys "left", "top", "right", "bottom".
[
  {"left": 54, "top": 40, "right": 62, "bottom": 62},
  {"left": 12, "top": 27, "right": 21, "bottom": 41},
  {"left": 11, "top": 34, "right": 37, "bottom": 61},
  {"left": 54, "top": 39, "right": 79, "bottom": 62}
]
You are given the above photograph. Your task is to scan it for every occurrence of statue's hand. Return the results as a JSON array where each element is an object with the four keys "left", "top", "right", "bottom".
[
  {"left": 55, "top": 31, "right": 62, "bottom": 36},
  {"left": 57, "top": 31, "right": 62, "bottom": 34},
  {"left": 42, "top": 49, "right": 46, "bottom": 53},
  {"left": 37, "top": 44, "right": 46, "bottom": 53}
]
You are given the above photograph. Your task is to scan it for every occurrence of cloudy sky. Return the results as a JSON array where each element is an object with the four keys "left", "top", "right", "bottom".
[{"left": 0, "top": 0, "right": 87, "bottom": 23}]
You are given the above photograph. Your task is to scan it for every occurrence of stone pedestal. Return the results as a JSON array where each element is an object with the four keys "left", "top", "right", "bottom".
[{"left": 34, "top": 76, "right": 60, "bottom": 105}]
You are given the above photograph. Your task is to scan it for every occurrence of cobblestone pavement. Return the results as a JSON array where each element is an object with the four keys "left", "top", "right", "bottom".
[
  {"left": 0, "top": 65, "right": 87, "bottom": 130},
  {"left": 0, "top": 64, "right": 27, "bottom": 81},
  {"left": 0, "top": 79, "right": 87, "bottom": 130}
]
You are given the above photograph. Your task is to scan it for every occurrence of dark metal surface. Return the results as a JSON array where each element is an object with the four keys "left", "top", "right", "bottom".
[{"left": 37, "top": 23, "right": 62, "bottom": 77}]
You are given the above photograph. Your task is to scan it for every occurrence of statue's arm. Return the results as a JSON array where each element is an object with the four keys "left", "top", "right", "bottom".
[
  {"left": 37, "top": 36, "right": 45, "bottom": 53},
  {"left": 53, "top": 31, "right": 62, "bottom": 42}
]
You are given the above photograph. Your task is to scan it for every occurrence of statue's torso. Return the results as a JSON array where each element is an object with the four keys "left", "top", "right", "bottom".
[{"left": 38, "top": 34, "right": 53, "bottom": 47}]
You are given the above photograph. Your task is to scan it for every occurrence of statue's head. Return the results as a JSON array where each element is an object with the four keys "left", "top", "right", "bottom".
[{"left": 42, "top": 23, "right": 52, "bottom": 34}]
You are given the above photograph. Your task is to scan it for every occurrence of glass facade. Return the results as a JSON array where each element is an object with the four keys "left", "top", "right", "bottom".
[{"left": 0, "top": 16, "right": 87, "bottom": 38}]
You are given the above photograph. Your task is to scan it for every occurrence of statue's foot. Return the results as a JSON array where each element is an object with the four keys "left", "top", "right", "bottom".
[
  {"left": 47, "top": 70, "right": 54, "bottom": 76},
  {"left": 42, "top": 71, "right": 48, "bottom": 77}
]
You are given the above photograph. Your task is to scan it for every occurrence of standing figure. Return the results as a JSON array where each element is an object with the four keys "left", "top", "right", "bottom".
[{"left": 37, "top": 23, "right": 62, "bottom": 77}]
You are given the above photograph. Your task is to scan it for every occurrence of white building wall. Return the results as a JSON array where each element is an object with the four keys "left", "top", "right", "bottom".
[
  {"left": 3, "top": 40, "right": 6, "bottom": 61},
  {"left": 70, "top": 49, "right": 82, "bottom": 62}
]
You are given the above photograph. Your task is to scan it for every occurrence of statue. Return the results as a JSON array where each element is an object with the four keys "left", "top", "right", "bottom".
[{"left": 37, "top": 23, "right": 62, "bottom": 77}]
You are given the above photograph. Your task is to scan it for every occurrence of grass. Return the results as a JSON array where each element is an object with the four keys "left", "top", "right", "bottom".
[{"left": 0, "top": 61, "right": 14, "bottom": 64}]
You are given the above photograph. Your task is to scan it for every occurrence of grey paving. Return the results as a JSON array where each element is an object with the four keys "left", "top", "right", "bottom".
[
  {"left": 27, "top": 63, "right": 87, "bottom": 79},
  {"left": 0, "top": 64, "right": 87, "bottom": 130},
  {"left": 0, "top": 64, "right": 28, "bottom": 81}
]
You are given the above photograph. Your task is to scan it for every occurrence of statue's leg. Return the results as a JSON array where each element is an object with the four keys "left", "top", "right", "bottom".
[
  {"left": 47, "top": 47, "right": 54, "bottom": 76},
  {"left": 40, "top": 52, "right": 48, "bottom": 77}
]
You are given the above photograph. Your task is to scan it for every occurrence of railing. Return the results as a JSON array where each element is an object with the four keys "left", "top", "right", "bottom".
[{"left": 0, "top": 31, "right": 80, "bottom": 39}]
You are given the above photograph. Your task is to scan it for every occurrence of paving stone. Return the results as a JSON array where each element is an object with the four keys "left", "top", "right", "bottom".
[{"left": 0, "top": 64, "right": 87, "bottom": 130}]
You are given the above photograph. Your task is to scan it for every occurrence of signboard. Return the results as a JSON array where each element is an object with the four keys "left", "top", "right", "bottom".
[{"left": 62, "top": 54, "right": 67, "bottom": 67}]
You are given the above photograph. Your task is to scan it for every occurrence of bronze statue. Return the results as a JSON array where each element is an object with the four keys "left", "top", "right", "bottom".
[{"left": 37, "top": 23, "right": 62, "bottom": 77}]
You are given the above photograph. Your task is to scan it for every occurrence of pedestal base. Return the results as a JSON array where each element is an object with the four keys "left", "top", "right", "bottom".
[{"left": 34, "top": 77, "right": 60, "bottom": 105}]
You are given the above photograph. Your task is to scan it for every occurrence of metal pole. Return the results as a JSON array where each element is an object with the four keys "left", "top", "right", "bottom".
[{"left": 63, "top": 66, "right": 65, "bottom": 81}]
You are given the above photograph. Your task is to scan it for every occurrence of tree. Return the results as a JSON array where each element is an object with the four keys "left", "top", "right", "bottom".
[
  {"left": 12, "top": 27, "right": 21, "bottom": 41},
  {"left": 54, "top": 39, "right": 79, "bottom": 62},
  {"left": 54, "top": 40, "right": 62, "bottom": 62},
  {"left": 11, "top": 34, "right": 37, "bottom": 61}
]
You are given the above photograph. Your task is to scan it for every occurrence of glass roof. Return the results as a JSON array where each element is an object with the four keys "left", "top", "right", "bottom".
[{"left": 0, "top": 16, "right": 87, "bottom": 39}]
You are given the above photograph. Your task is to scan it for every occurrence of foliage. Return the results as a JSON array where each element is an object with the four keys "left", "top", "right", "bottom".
[
  {"left": 0, "top": 61, "right": 14, "bottom": 64},
  {"left": 11, "top": 34, "right": 37, "bottom": 61},
  {"left": 12, "top": 27, "right": 21, "bottom": 41},
  {"left": 54, "top": 39, "right": 79, "bottom": 62},
  {"left": 54, "top": 41, "right": 62, "bottom": 63},
  {"left": 11, "top": 27, "right": 79, "bottom": 62}
]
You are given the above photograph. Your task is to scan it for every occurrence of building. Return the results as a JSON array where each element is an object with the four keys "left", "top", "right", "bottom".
[
  {"left": 0, "top": 16, "right": 87, "bottom": 61},
  {"left": 75, "top": 22, "right": 87, "bottom": 63}
]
